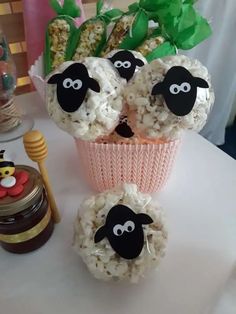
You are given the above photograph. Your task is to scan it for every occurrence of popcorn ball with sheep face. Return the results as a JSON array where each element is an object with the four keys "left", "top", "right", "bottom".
[
  {"left": 73, "top": 184, "right": 168, "bottom": 283},
  {"left": 46, "top": 57, "right": 126, "bottom": 141},
  {"left": 124, "top": 55, "right": 215, "bottom": 140}
]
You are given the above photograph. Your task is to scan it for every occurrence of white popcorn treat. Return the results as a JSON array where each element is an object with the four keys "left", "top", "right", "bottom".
[
  {"left": 124, "top": 55, "right": 215, "bottom": 140},
  {"left": 46, "top": 57, "right": 126, "bottom": 141},
  {"left": 73, "top": 184, "right": 168, "bottom": 283}
]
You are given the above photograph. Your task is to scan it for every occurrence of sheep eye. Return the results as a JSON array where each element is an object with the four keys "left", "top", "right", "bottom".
[
  {"left": 114, "top": 61, "right": 123, "bottom": 68},
  {"left": 113, "top": 224, "right": 124, "bottom": 236},
  {"left": 169, "top": 84, "right": 180, "bottom": 95},
  {"left": 124, "top": 221, "right": 135, "bottom": 233},
  {"left": 73, "top": 79, "right": 82, "bottom": 90},
  {"left": 123, "top": 61, "right": 131, "bottom": 68},
  {"left": 63, "top": 78, "right": 73, "bottom": 88},
  {"left": 180, "top": 82, "right": 191, "bottom": 93}
]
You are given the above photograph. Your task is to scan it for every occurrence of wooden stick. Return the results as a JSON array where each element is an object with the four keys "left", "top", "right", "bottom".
[
  {"left": 23, "top": 130, "right": 61, "bottom": 223},
  {"left": 38, "top": 161, "right": 61, "bottom": 223}
]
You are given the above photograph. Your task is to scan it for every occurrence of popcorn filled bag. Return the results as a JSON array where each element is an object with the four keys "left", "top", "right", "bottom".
[
  {"left": 36, "top": 0, "right": 214, "bottom": 193},
  {"left": 73, "top": 184, "right": 168, "bottom": 283}
]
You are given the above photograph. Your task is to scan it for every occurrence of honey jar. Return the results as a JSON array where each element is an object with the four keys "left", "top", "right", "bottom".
[{"left": 0, "top": 165, "right": 54, "bottom": 253}]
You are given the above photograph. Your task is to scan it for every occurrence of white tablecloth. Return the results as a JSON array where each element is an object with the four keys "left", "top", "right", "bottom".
[{"left": 0, "top": 93, "right": 236, "bottom": 314}]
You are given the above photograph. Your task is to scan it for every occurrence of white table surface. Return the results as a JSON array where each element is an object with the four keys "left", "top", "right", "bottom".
[{"left": 0, "top": 92, "right": 236, "bottom": 314}]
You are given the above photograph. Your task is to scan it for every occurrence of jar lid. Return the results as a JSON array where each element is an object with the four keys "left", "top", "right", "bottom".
[{"left": 0, "top": 165, "right": 43, "bottom": 216}]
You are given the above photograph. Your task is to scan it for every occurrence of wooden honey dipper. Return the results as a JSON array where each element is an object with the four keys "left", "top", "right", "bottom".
[{"left": 23, "top": 130, "right": 61, "bottom": 223}]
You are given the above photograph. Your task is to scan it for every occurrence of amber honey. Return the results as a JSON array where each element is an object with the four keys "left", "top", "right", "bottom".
[{"left": 0, "top": 165, "right": 54, "bottom": 253}]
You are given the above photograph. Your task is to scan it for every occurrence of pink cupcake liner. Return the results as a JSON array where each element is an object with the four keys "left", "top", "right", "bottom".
[{"left": 75, "top": 138, "right": 181, "bottom": 193}]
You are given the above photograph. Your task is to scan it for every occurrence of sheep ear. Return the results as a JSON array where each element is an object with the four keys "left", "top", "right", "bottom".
[
  {"left": 194, "top": 77, "right": 209, "bottom": 88},
  {"left": 89, "top": 77, "right": 100, "bottom": 93},
  {"left": 137, "top": 213, "right": 153, "bottom": 225},
  {"left": 151, "top": 82, "right": 164, "bottom": 95},
  {"left": 108, "top": 57, "right": 115, "bottom": 63},
  {"left": 136, "top": 58, "right": 145, "bottom": 67},
  {"left": 47, "top": 73, "right": 61, "bottom": 84},
  {"left": 94, "top": 226, "right": 106, "bottom": 243}
]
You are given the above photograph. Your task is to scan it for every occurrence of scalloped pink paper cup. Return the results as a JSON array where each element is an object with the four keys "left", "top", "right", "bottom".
[{"left": 75, "top": 138, "right": 181, "bottom": 193}]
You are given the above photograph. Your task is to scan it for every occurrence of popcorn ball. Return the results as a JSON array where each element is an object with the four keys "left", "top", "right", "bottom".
[
  {"left": 46, "top": 57, "right": 126, "bottom": 141},
  {"left": 124, "top": 55, "right": 215, "bottom": 140},
  {"left": 73, "top": 184, "right": 168, "bottom": 283}
]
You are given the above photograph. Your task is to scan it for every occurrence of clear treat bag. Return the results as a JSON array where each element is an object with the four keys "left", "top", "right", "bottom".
[{"left": 73, "top": 183, "right": 168, "bottom": 283}]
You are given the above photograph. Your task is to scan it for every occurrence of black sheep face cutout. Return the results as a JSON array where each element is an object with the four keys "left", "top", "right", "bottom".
[
  {"left": 115, "top": 116, "right": 134, "bottom": 138},
  {"left": 151, "top": 66, "right": 209, "bottom": 116},
  {"left": 108, "top": 50, "right": 145, "bottom": 81},
  {"left": 94, "top": 204, "right": 153, "bottom": 260},
  {"left": 47, "top": 63, "right": 100, "bottom": 113}
]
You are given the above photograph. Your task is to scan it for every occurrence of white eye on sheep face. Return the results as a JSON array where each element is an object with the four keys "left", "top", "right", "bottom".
[
  {"left": 124, "top": 220, "right": 135, "bottom": 233},
  {"left": 63, "top": 78, "right": 73, "bottom": 89},
  {"left": 113, "top": 224, "right": 124, "bottom": 236},
  {"left": 123, "top": 61, "right": 131, "bottom": 69},
  {"left": 169, "top": 84, "right": 180, "bottom": 95},
  {"left": 73, "top": 79, "right": 82, "bottom": 90},
  {"left": 114, "top": 61, "right": 123, "bottom": 68},
  {"left": 180, "top": 82, "right": 191, "bottom": 93}
]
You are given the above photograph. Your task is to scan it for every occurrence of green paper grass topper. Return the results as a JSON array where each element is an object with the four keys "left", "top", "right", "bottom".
[
  {"left": 136, "top": 0, "right": 212, "bottom": 56},
  {"left": 152, "top": 1, "right": 212, "bottom": 50},
  {"left": 50, "top": 0, "right": 81, "bottom": 18},
  {"left": 139, "top": 0, "right": 182, "bottom": 18}
]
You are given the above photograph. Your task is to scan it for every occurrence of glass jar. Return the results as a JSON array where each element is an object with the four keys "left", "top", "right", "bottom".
[
  {"left": 0, "top": 25, "right": 34, "bottom": 142},
  {"left": 0, "top": 165, "right": 54, "bottom": 253},
  {"left": 0, "top": 27, "right": 17, "bottom": 104}
]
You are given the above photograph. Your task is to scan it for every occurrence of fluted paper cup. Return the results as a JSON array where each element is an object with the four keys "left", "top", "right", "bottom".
[
  {"left": 75, "top": 139, "right": 181, "bottom": 193},
  {"left": 29, "top": 54, "right": 46, "bottom": 101}
]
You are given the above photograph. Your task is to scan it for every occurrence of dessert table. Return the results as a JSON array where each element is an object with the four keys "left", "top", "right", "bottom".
[{"left": 0, "top": 92, "right": 236, "bottom": 314}]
